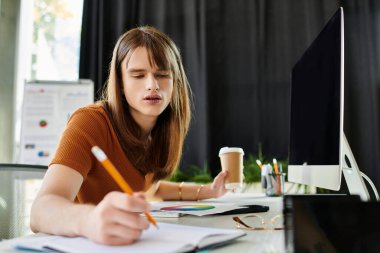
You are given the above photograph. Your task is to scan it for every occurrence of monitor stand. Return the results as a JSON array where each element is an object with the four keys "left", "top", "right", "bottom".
[{"left": 342, "top": 133, "right": 370, "bottom": 201}]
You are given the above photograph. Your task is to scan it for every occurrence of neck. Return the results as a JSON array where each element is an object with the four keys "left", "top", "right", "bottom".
[{"left": 130, "top": 112, "right": 157, "bottom": 141}]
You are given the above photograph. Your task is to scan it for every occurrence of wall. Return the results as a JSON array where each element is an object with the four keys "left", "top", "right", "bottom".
[{"left": 0, "top": 0, "right": 20, "bottom": 162}]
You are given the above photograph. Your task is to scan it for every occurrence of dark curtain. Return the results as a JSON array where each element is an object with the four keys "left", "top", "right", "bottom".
[
  {"left": 79, "top": 0, "right": 140, "bottom": 98},
  {"left": 80, "top": 0, "right": 380, "bottom": 190},
  {"left": 80, "top": 0, "right": 209, "bottom": 170},
  {"left": 338, "top": 0, "right": 380, "bottom": 192}
]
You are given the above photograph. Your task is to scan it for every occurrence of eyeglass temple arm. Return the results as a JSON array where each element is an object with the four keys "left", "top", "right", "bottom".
[{"left": 232, "top": 217, "right": 252, "bottom": 229}]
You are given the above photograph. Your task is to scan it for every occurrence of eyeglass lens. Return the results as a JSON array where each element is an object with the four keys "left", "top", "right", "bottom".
[{"left": 233, "top": 214, "right": 284, "bottom": 230}]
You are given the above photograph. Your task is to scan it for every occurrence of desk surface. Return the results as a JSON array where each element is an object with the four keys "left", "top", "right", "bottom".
[{"left": 0, "top": 193, "right": 285, "bottom": 253}]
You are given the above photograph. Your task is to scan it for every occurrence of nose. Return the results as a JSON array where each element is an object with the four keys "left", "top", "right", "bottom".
[{"left": 146, "top": 74, "right": 160, "bottom": 91}]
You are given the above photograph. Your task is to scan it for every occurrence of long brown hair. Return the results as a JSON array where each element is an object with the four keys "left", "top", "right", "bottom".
[{"left": 99, "top": 26, "right": 191, "bottom": 181}]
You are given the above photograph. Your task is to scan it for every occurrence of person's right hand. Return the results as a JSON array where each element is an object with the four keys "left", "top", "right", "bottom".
[{"left": 81, "top": 191, "right": 150, "bottom": 245}]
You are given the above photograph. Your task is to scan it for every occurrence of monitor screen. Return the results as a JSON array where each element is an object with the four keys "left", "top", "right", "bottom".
[
  {"left": 288, "top": 7, "right": 371, "bottom": 198},
  {"left": 289, "top": 9, "right": 342, "bottom": 166},
  {"left": 284, "top": 195, "right": 380, "bottom": 252},
  {"left": 287, "top": 8, "right": 344, "bottom": 191}
]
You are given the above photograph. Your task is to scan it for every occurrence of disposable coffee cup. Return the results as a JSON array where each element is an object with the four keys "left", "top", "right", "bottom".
[{"left": 219, "top": 147, "right": 244, "bottom": 190}]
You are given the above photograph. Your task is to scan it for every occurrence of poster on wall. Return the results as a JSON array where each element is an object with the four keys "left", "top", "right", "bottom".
[{"left": 18, "top": 80, "right": 94, "bottom": 165}]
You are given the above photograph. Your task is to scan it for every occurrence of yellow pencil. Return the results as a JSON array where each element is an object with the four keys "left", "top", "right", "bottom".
[
  {"left": 273, "top": 158, "right": 279, "bottom": 174},
  {"left": 91, "top": 146, "right": 159, "bottom": 229},
  {"left": 273, "top": 158, "right": 281, "bottom": 195},
  {"left": 256, "top": 159, "right": 263, "bottom": 169}
]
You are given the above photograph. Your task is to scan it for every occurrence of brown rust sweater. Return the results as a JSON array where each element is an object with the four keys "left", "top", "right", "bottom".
[{"left": 50, "top": 104, "right": 150, "bottom": 204}]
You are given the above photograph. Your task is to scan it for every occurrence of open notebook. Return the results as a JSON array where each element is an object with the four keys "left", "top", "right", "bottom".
[{"left": 12, "top": 222, "right": 246, "bottom": 253}]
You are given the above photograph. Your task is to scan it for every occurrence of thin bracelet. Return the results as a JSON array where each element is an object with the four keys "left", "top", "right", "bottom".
[
  {"left": 196, "top": 184, "right": 205, "bottom": 201},
  {"left": 178, "top": 182, "right": 184, "bottom": 200}
]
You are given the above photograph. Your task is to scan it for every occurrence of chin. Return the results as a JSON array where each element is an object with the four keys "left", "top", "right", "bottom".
[{"left": 143, "top": 109, "right": 165, "bottom": 117}]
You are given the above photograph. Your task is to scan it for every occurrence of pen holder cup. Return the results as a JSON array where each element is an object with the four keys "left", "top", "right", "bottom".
[{"left": 265, "top": 173, "right": 286, "bottom": 197}]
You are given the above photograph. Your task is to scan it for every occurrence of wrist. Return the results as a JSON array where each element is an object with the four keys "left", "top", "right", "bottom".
[
  {"left": 77, "top": 204, "right": 95, "bottom": 236},
  {"left": 199, "top": 184, "right": 215, "bottom": 200},
  {"left": 195, "top": 184, "right": 205, "bottom": 201}
]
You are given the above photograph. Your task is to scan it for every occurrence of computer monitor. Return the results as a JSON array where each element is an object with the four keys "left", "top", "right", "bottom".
[{"left": 288, "top": 7, "right": 370, "bottom": 200}]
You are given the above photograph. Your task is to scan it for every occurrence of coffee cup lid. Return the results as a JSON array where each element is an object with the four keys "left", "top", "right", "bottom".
[{"left": 219, "top": 147, "right": 244, "bottom": 156}]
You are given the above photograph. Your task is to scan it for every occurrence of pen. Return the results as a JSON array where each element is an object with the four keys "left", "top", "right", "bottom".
[
  {"left": 91, "top": 146, "right": 159, "bottom": 229},
  {"left": 257, "top": 159, "right": 267, "bottom": 189},
  {"left": 265, "top": 164, "right": 273, "bottom": 190},
  {"left": 256, "top": 159, "right": 263, "bottom": 169},
  {"left": 266, "top": 163, "right": 273, "bottom": 174},
  {"left": 261, "top": 165, "right": 267, "bottom": 189}
]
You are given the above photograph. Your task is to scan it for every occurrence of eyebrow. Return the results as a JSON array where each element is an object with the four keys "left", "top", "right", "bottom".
[
  {"left": 127, "top": 68, "right": 170, "bottom": 73},
  {"left": 128, "top": 68, "right": 146, "bottom": 73}
]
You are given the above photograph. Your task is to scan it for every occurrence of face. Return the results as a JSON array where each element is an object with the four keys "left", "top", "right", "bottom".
[{"left": 121, "top": 47, "right": 174, "bottom": 125}]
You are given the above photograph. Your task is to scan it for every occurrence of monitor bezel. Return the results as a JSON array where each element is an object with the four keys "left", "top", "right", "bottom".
[
  {"left": 287, "top": 7, "right": 370, "bottom": 200},
  {"left": 287, "top": 7, "right": 344, "bottom": 191}
]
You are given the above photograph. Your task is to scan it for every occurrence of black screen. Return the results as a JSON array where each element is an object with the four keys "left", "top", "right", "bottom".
[
  {"left": 289, "top": 9, "right": 342, "bottom": 166},
  {"left": 284, "top": 195, "right": 380, "bottom": 253}
]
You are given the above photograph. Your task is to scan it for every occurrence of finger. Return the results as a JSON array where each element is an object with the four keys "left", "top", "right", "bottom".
[
  {"left": 100, "top": 235, "right": 135, "bottom": 246},
  {"left": 213, "top": 171, "right": 228, "bottom": 187},
  {"left": 106, "top": 192, "right": 151, "bottom": 212},
  {"left": 215, "top": 171, "right": 228, "bottom": 182},
  {"left": 133, "top": 191, "right": 146, "bottom": 200},
  {"left": 108, "top": 210, "right": 150, "bottom": 230},
  {"left": 106, "top": 223, "right": 143, "bottom": 241},
  {"left": 99, "top": 225, "right": 143, "bottom": 246}
]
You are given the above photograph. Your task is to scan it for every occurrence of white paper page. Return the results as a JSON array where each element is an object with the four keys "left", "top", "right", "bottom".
[
  {"left": 14, "top": 223, "right": 244, "bottom": 253},
  {"left": 11, "top": 235, "right": 60, "bottom": 251},
  {"left": 44, "top": 236, "right": 187, "bottom": 253},
  {"left": 150, "top": 201, "right": 247, "bottom": 216}
]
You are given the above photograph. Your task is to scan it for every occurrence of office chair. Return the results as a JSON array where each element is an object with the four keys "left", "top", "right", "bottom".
[{"left": 0, "top": 163, "right": 47, "bottom": 240}]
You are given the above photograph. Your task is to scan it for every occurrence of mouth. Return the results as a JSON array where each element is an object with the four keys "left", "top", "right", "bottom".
[{"left": 143, "top": 94, "right": 162, "bottom": 102}]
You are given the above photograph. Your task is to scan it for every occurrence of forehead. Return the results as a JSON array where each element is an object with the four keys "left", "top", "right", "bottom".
[
  {"left": 123, "top": 45, "right": 172, "bottom": 71},
  {"left": 124, "top": 47, "right": 153, "bottom": 69}
]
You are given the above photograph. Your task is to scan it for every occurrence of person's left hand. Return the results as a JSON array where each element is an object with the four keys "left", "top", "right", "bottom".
[{"left": 207, "top": 170, "right": 229, "bottom": 198}]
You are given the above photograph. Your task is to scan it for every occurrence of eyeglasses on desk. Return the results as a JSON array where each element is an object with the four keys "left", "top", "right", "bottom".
[{"left": 233, "top": 214, "right": 285, "bottom": 231}]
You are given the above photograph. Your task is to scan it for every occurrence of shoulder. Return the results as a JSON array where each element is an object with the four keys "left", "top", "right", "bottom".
[
  {"left": 70, "top": 104, "right": 109, "bottom": 122},
  {"left": 67, "top": 104, "right": 112, "bottom": 130},
  {"left": 51, "top": 104, "right": 115, "bottom": 177},
  {"left": 62, "top": 104, "right": 115, "bottom": 142}
]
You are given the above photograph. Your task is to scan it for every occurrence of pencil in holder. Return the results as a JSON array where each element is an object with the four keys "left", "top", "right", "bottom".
[{"left": 265, "top": 173, "right": 286, "bottom": 197}]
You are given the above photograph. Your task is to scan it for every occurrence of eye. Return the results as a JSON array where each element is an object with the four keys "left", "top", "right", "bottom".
[
  {"left": 155, "top": 72, "right": 171, "bottom": 78},
  {"left": 131, "top": 74, "right": 144, "bottom": 79}
]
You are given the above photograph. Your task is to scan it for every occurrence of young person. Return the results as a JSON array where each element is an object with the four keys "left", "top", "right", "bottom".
[{"left": 30, "top": 26, "right": 229, "bottom": 246}]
